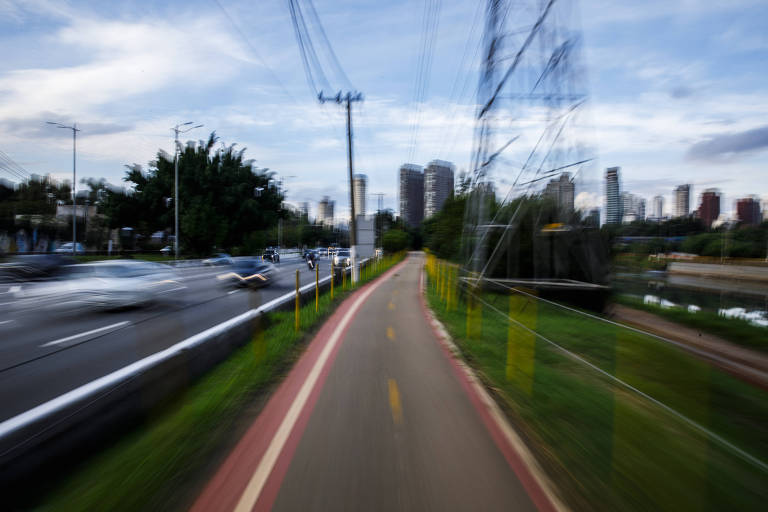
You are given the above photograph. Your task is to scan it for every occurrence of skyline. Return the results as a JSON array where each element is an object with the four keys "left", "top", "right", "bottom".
[{"left": 1, "top": 0, "right": 767, "bottom": 219}]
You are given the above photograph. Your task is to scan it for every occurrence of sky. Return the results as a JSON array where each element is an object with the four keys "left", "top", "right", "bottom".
[{"left": 1, "top": 0, "right": 767, "bottom": 221}]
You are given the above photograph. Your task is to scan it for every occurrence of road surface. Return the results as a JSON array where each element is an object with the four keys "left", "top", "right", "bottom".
[
  {"left": 0, "top": 255, "right": 331, "bottom": 422},
  {"left": 193, "top": 254, "right": 547, "bottom": 512}
]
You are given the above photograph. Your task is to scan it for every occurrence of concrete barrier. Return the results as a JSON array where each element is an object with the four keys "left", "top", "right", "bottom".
[{"left": 668, "top": 262, "right": 768, "bottom": 283}]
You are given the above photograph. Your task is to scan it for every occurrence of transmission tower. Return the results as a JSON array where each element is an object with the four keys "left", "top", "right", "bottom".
[{"left": 462, "top": 0, "right": 600, "bottom": 286}]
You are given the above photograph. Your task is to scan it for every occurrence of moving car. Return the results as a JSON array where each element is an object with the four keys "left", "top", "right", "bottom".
[
  {"left": 55, "top": 242, "right": 85, "bottom": 254},
  {"left": 217, "top": 258, "right": 275, "bottom": 289},
  {"left": 333, "top": 249, "right": 351, "bottom": 267},
  {"left": 262, "top": 247, "right": 280, "bottom": 263},
  {"left": 11, "top": 260, "right": 185, "bottom": 312},
  {"left": 0, "top": 254, "right": 76, "bottom": 282},
  {"left": 202, "top": 253, "right": 233, "bottom": 266}
]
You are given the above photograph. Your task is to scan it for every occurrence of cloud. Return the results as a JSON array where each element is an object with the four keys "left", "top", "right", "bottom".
[
  {"left": 3, "top": 111, "right": 132, "bottom": 138},
  {"left": 686, "top": 125, "right": 768, "bottom": 161},
  {"left": 670, "top": 86, "right": 693, "bottom": 99}
]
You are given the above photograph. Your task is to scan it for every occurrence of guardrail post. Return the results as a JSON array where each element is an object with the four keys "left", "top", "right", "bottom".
[
  {"left": 295, "top": 269, "right": 300, "bottom": 332},
  {"left": 315, "top": 262, "right": 319, "bottom": 313}
]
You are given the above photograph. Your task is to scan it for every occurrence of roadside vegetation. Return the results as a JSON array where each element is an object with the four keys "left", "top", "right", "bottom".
[
  {"left": 38, "top": 252, "right": 405, "bottom": 512},
  {"left": 425, "top": 257, "right": 767, "bottom": 511}
]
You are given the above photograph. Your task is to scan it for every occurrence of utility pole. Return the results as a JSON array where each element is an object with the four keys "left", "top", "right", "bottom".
[
  {"left": 318, "top": 91, "right": 363, "bottom": 281},
  {"left": 171, "top": 122, "right": 203, "bottom": 260},
  {"left": 46, "top": 121, "right": 80, "bottom": 255},
  {"left": 373, "top": 193, "right": 385, "bottom": 247}
]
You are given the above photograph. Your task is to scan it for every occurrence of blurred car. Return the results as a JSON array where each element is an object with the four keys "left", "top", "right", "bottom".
[
  {"left": 0, "top": 254, "right": 76, "bottom": 282},
  {"left": 333, "top": 249, "right": 351, "bottom": 267},
  {"left": 160, "top": 245, "right": 172, "bottom": 255},
  {"left": 55, "top": 242, "right": 85, "bottom": 254},
  {"left": 11, "top": 260, "right": 185, "bottom": 312},
  {"left": 202, "top": 253, "right": 233, "bottom": 266},
  {"left": 217, "top": 258, "right": 275, "bottom": 289},
  {"left": 262, "top": 247, "right": 280, "bottom": 263}
]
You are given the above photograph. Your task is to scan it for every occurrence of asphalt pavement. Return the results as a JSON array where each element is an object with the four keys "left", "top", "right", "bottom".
[
  {"left": 0, "top": 255, "right": 331, "bottom": 422},
  {"left": 193, "top": 254, "right": 542, "bottom": 512}
]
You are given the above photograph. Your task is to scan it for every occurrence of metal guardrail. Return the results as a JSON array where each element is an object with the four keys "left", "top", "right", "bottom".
[{"left": 0, "top": 273, "right": 333, "bottom": 480}]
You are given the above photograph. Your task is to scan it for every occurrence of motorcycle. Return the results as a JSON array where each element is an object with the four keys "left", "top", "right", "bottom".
[{"left": 306, "top": 255, "right": 316, "bottom": 271}]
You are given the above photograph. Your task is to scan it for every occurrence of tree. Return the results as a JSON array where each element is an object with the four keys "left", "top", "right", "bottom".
[
  {"left": 382, "top": 229, "right": 409, "bottom": 253},
  {"left": 104, "top": 132, "right": 284, "bottom": 255}
]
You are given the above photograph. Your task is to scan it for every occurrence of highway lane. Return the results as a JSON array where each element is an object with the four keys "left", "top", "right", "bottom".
[{"left": 0, "top": 256, "right": 333, "bottom": 422}]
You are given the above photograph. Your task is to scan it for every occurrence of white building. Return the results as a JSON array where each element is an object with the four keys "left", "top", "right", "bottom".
[
  {"left": 352, "top": 173, "right": 367, "bottom": 217},
  {"left": 424, "top": 160, "right": 455, "bottom": 219}
]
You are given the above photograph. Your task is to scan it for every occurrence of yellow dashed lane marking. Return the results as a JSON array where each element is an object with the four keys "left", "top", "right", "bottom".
[
  {"left": 388, "top": 379, "right": 403, "bottom": 425},
  {"left": 386, "top": 326, "right": 395, "bottom": 340},
  {"left": 388, "top": 301, "right": 395, "bottom": 310}
]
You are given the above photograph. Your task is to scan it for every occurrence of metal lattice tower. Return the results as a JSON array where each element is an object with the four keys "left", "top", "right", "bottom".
[{"left": 462, "top": 0, "right": 596, "bottom": 282}]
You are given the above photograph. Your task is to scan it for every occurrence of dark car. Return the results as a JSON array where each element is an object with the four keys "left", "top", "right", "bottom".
[
  {"left": 262, "top": 248, "right": 280, "bottom": 263},
  {"left": 0, "top": 254, "right": 77, "bottom": 282},
  {"left": 217, "top": 258, "right": 275, "bottom": 288}
]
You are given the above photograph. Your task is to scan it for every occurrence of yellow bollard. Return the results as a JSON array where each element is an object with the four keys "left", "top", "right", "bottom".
[
  {"left": 315, "top": 262, "right": 319, "bottom": 313},
  {"left": 506, "top": 289, "right": 537, "bottom": 394},
  {"left": 343, "top": 266, "right": 346, "bottom": 290},
  {"left": 295, "top": 269, "right": 300, "bottom": 332},
  {"left": 330, "top": 261, "right": 334, "bottom": 300}
]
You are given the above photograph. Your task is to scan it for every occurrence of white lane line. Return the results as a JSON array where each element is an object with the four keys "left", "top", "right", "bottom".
[
  {"left": 228, "top": 289, "right": 240, "bottom": 295},
  {"left": 233, "top": 264, "right": 391, "bottom": 512},
  {"left": 41, "top": 321, "right": 130, "bottom": 348},
  {"left": 0, "top": 320, "right": 13, "bottom": 325}
]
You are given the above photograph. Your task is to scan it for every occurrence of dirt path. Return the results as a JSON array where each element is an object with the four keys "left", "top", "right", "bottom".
[{"left": 611, "top": 304, "right": 768, "bottom": 389}]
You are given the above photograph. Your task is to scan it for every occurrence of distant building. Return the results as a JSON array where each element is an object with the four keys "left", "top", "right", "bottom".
[
  {"left": 652, "top": 195, "right": 664, "bottom": 220},
  {"left": 399, "top": 164, "right": 424, "bottom": 226},
  {"left": 424, "top": 160, "right": 455, "bottom": 219},
  {"left": 621, "top": 192, "right": 646, "bottom": 223},
  {"left": 697, "top": 189, "right": 720, "bottom": 228},
  {"left": 544, "top": 172, "right": 575, "bottom": 212},
  {"left": 674, "top": 184, "right": 691, "bottom": 218},
  {"left": 352, "top": 173, "right": 367, "bottom": 217},
  {"left": 586, "top": 208, "right": 600, "bottom": 227},
  {"left": 317, "top": 196, "right": 335, "bottom": 226},
  {"left": 736, "top": 196, "right": 761, "bottom": 226},
  {"left": 605, "top": 167, "right": 621, "bottom": 224},
  {"left": 298, "top": 202, "right": 309, "bottom": 219}
]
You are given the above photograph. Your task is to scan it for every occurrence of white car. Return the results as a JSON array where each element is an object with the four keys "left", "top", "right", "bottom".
[
  {"left": 12, "top": 260, "right": 186, "bottom": 312},
  {"left": 55, "top": 242, "right": 85, "bottom": 254},
  {"left": 333, "top": 250, "right": 351, "bottom": 267}
]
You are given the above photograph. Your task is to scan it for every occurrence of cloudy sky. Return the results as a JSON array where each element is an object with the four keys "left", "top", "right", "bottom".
[{"left": 1, "top": 0, "right": 767, "bottom": 219}]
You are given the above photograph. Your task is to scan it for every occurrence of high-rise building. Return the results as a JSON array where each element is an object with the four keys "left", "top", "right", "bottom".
[
  {"left": 605, "top": 167, "right": 621, "bottom": 224},
  {"left": 352, "top": 173, "right": 367, "bottom": 217},
  {"left": 652, "top": 195, "right": 664, "bottom": 220},
  {"left": 586, "top": 208, "right": 600, "bottom": 227},
  {"left": 736, "top": 196, "right": 761, "bottom": 226},
  {"left": 424, "top": 160, "right": 455, "bottom": 219},
  {"left": 544, "top": 172, "right": 575, "bottom": 212},
  {"left": 298, "top": 202, "right": 309, "bottom": 219},
  {"left": 697, "top": 189, "right": 720, "bottom": 228},
  {"left": 674, "top": 184, "right": 691, "bottom": 218},
  {"left": 317, "top": 196, "right": 335, "bottom": 226},
  {"left": 399, "top": 164, "right": 424, "bottom": 226},
  {"left": 621, "top": 192, "right": 645, "bottom": 223}
]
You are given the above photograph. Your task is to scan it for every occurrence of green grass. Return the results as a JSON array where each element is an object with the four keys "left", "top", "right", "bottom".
[
  {"left": 425, "top": 266, "right": 768, "bottom": 511},
  {"left": 38, "top": 253, "right": 404, "bottom": 512},
  {"left": 614, "top": 294, "right": 768, "bottom": 353}
]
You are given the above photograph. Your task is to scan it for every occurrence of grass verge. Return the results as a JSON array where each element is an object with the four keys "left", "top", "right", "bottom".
[
  {"left": 37, "top": 253, "right": 405, "bottom": 511},
  {"left": 613, "top": 294, "right": 767, "bottom": 353},
  {"left": 425, "top": 257, "right": 767, "bottom": 511}
]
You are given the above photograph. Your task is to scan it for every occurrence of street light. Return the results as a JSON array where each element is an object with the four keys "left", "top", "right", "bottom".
[
  {"left": 47, "top": 121, "right": 81, "bottom": 255},
  {"left": 171, "top": 122, "right": 203, "bottom": 260}
]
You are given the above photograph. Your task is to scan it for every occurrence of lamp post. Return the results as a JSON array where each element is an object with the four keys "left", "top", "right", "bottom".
[
  {"left": 46, "top": 121, "right": 80, "bottom": 255},
  {"left": 171, "top": 122, "right": 203, "bottom": 260}
]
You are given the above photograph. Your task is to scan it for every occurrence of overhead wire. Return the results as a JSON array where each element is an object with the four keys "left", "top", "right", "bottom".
[{"left": 405, "top": 0, "right": 442, "bottom": 164}]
